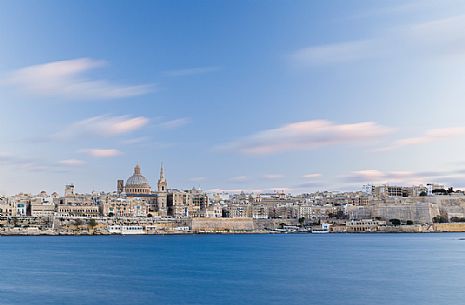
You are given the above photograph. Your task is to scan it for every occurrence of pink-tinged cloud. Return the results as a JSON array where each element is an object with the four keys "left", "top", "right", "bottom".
[
  {"left": 56, "top": 115, "right": 149, "bottom": 139},
  {"left": 3, "top": 58, "right": 153, "bottom": 99},
  {"left": 218, "top": 120, "right": 393, "bottom": 155},
  {"left": 352, "top": 170, "right": 386, "bottom": 181},
  {"left": 83, "top": 149, "right": 122, "bottom": 158},
  {"left": 378, "top": 127, "right": 465, "bottom": 151},
  {"left": 342, "top": 169, "right": 454, "bottom": 186}
]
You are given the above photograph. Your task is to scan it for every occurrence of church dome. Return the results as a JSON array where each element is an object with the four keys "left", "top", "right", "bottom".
[
  {"left": 126, "top": 174, "right": 149, "bottom": 186},
  {"left": 125, "top": 164, "right": 151, "bottom": 194}
]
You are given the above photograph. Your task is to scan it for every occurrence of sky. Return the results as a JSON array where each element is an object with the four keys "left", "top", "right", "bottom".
[{"left": 2, "top": 0, "right": 465, "bottom": 195}]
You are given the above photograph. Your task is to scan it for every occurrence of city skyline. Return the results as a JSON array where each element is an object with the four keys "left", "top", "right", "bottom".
[{"left": 2, "top": 0, "right": 465, "bottom": 195}]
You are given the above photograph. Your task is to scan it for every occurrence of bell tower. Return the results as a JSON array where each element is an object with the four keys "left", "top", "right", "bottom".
[{"left": 157, "top": 162, "right": 167, "bottom": 192}]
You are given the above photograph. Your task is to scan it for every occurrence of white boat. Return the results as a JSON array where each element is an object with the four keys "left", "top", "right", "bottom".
[
  {"left": 311, "top": 223, "right": 331, "bottom": 234},
  {"left": 108, "top": 225, "right": 146, "bottom": 235},
  {"left": 311, "top": 229, "right": 329, "bottom": 234}
]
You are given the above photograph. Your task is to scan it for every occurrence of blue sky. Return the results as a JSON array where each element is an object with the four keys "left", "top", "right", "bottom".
[{"left": 2, "top": 0, "right": 465, "bottom": 195}]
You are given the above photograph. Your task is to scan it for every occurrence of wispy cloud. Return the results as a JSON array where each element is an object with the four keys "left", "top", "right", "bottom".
[
  {"left": 377, "top": 127, "right": 465, "bottom": 151},
  {"left": 2, "top": 58, "right": 153, "bottom": 99},
  {"left": 158, "top": 117, "right": 191, "bottom": 129},
  {"left": 163, "top": 66, "right": 219, "bottom": 77},
  {"left": 55, "top": 115, "right": 149, "bottom": 139},
  {"left": 0, "top": 152, "right": 70, "bottom": 173},
  {"left": 345, "top": 169, "right": 386, "bottom": 183},
  {"left": 292, "top": 40, "right": 377, "bottom": 66},
  {"left": 82, "top": 149, "right": 122, "bottom": 158},
  {"left": 342, "top": 168, "right": 465, "bottom": 186},
  {"left": 58, "top": 159, "right": 86, "bottom": 166},
  {"left": 291, "top": 14, "right": 465, "bottom": 66},
  {"left": 303, "top": 173, "right": 321, "bottom": 179},
  {"left": 218, "top": 120, "right": 393, "bottom": 155}
]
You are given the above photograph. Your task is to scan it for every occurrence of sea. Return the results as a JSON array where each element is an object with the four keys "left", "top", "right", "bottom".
[{"left": 0, "top": 233, "right": 464, "bottom": 305}]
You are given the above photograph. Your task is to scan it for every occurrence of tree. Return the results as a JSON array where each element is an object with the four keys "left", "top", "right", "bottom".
[
  {"left": 108, "top": 212, "right": 114, "bottom": 217},
  {"left": 328, "top": 210, "right": 346, "bottom": 219},
  {"left": 406, "top": 220, "right": 414, "bottom": 225},
  {"left": 298, "top": 217, "right": 305, "bottom": 227},
  {"left": 147, "top": 213, "right": 153, "bottom": 218},
  {"left": 432, "top": 216, "right": 448, "bottom": 223},
  {"left": 419, "top": 191, "right": 427, "bottom": 197},
  {"left": 433, "top": 189, "right": 448, "bottom": 195},
  {"left": 88, "top": 218, "right": 97, "bottom": 228},
  {"left": 74, "top": 219, "right": 83, "bottom": 226},
  {"left": 389, "top": 218, "right": 401, "bottom": 226}
]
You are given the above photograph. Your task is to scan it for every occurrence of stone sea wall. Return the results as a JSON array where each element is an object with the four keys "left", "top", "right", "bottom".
[{"left": 191, "top": 217, "right": 255, "bottom": 232}]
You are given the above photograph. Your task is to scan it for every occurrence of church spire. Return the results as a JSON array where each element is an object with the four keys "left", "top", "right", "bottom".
[
  {"left": 160, "top": 162, "right": 165, "bottom": 179},
  {"left": 158, "top": 162, "right": 167, "bottom": 192}
]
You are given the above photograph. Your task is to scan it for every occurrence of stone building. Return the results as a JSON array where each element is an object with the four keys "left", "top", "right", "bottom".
[
  {"left": 57, "top": 205, "right": 100, "bottom": 217},
  {"left": 167, "top": 190, "right": 193, "bottom": 218},
  {"left": 102, "top": 197, "right": 149, "bottom": 217},
  {"left": 0, "top": 197, "right": 14, "bottom": 216}
]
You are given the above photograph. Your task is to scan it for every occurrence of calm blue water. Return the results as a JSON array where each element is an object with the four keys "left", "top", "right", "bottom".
[{"left": 1, "top": 233, "right": 464, "bottom": 305}]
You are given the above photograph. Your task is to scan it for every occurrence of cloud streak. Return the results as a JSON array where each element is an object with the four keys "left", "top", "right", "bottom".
[
  {"left": 377, "top": 127, "right": 465, "bottom": 151},
  {"left": 163, "top": 66, "right": 219, "bottom": 77},
  {"left": 56, "top": 115, "right": 149, "bottom": 139},
  {"left": 218, "top": 120, "right": 393, "bottom": 155},
  {"left": 58, "top": 159, "right": 86, "bottom": 166},
  {"left": 291, "top": 14, "right": 465, "bottom": 66},
  {"left": 303, "top": 173, "right": 322, "bottom": 179},
  {"left": 158, "top": 117, "right": 191, "bottom": 129},
  {"left": 263, "top": 174, "right": 283, "bottom": 180},
  {"left": 82, "top": 149, "right": 122, "bottom": 158},
  {"left": 3, "top": 58, "right": 153, "bottom": 99},
  {"left": 343, "top": 168, "right": 465, "bottom": 187},
  {"left": 0, "top": 152, "right": 75, "bottom": 173}
]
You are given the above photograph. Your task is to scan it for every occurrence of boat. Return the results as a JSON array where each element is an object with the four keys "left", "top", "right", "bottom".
[
  {"left": 108, "top": 225, "right": 146, "bottom": 235},
  {"left": 311, "top": 229, "right": 329, "bottom": 234},
  {"left": 311, "top": 223, "right": 331, "bottom": 234}
]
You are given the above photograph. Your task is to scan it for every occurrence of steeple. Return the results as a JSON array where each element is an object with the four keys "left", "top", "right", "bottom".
[
  {"left": 157, "top": 162, "right": 167, "bottom": 192},
  {"left": 160, "top": 162, "right": 165, "bottom": 179}
]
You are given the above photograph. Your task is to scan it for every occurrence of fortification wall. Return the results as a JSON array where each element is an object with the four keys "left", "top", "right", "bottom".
[
  {"left": 433, "top": 223, "right": 465, "bottom": 232},
  {"left": 253, "top": 218, "right": 299, "bottom": 230},
  {"left": 191, "top": 217, "right": 254, "bottom": 232}
]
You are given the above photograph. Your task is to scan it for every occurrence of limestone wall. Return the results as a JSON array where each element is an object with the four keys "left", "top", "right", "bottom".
[
  {"left": 253, "top": 218, "right": 299, "bottom": 230},
  {"left": 191, "top": 217, "right": 254, "bottom": 232},
  {"left": 433, "top": 223, "right": 465, "bottom": 232},
  {"left": 372, "top": 202, "right": 439, "bottom": 224}
]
